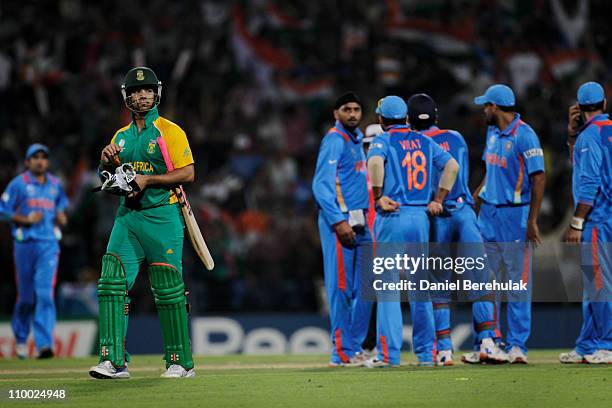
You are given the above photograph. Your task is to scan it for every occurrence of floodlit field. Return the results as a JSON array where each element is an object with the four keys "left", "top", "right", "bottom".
[{"left": 0, "top": 352, "right": 610, "bottom": 408}]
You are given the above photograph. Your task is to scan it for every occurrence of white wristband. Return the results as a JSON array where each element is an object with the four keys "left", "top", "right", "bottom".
[{"left": 570, "top": 216, "right": 584, "bottom": 231}]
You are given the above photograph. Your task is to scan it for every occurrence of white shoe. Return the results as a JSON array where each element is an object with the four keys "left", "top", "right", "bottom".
[
  {"left": 436, "top": 350, "right": 454, "bottom": 366},
  {"left": 508, "top": 346, "right": 528, "bottom": 364},
  {"left": 161, "top": 364, "right": 196, "bottom": 378},
  {"left": 480, "top": 338, "right": 509, "bottom": 364},
  {"left": 584, "top": 349, "right": 612, "bottom": 364},
  {"left": 559, "top": 349, "right": 587, "bottom": 364},
  {"left": 346, "top": 351, "right": 368, "bottom": 367},
  {"left": 16, "top": 343, "right": 27, "bottom": 360},
  {"left": 461, "top": 351, "right": 481, "bottom": 364},
  {"left": 364, "top": 358, "right": 395, "bottom": 368},
  {"left": 360, "top": 349, "right": 373, "bottom": 360},
  {"left": 89, "top": 361, "right": 130, "bottom": 379}
]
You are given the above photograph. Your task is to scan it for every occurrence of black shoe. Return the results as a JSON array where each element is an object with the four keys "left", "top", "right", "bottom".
[{"left": 37, "top": 348, "right": 54, "bottom": 359}]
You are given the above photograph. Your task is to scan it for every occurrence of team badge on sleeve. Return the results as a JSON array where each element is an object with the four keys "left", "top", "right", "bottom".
[
  {"left": 1, "top": 192, "right": 8, "bottom": 202},
  {"left": 523, "top": 148, "right": 543, "bottom": 158}
]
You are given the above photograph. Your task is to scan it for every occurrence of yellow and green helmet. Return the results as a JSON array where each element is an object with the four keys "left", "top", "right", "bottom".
[{"left": 121, "top": 67, "right": 162, "bottom": 113}]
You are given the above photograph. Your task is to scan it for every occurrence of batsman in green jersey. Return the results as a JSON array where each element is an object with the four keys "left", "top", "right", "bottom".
[{"left": 89, "top": 67, "right": 196, "bottom": 379}]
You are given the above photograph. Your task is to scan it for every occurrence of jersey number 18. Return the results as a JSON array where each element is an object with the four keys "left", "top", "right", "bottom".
[{"left": 401, "top": 150, "right": 427, "bottom": 190}]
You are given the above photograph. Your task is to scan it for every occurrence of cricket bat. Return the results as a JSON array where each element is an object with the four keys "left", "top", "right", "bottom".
[{"left": 172, "top": 184, "right": 215, "bottom": 270}]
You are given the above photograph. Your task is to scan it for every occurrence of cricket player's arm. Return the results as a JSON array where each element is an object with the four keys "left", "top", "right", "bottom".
[
  {"left": 144, "top": 164, "right": 195, "bottom": 187},
  {"left": 98, "top": 129, "right": 128, "bottom": 176},
  {"left": 519, "top": 130, "right": 546, "bottom": 244},
  {"left": 367, "top": 136, "right": 399, "bottom": 212},
  {"left": 312, "top": 133, "right": 357, "bottom": 246},
  {"left": 54, "top": 184, "right": 70, "bottom": 227},
  {"left": 565, "top": 133, "right": 602, "bottom": 243},
  {"left": 567, "top": 104, "right": 581, "bottom": 156},
  {"left": 312, "top": 134, "right": 347, "bottom": 226},
  {"left": 429, "top": 144, "right": 458, "bottom": 215},
  {"left": 472, "top": 174, "right": 486, "bottom": 215},
  {"left": 473, "top": 142, "right": 489, "bottom": 214},
  {"left": 527, "top": 171, "right": 545, "bottom": 245},
  {"left": 0, "top": 180, "right": 40, "bottom": 225},
  {"left": 367, "top": 156, "right": 397, "bottom": 212},
  {"left": 137, "top": 124, "right": 196, "bottom": 189},
  {"left": 433, "top": 158, "right": 459, "bottom": 202}
]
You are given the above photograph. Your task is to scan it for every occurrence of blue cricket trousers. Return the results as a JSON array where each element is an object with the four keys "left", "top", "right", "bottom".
[{"left": 12, "top": 240, "right": 59, "bottom": 350}]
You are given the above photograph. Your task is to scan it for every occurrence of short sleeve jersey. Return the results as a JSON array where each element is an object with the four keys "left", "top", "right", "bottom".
[{"left": 367, "top": 125, "right": 451, "bottom": 205}]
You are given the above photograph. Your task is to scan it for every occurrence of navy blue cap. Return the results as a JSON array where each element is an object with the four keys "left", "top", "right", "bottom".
[
  {"left": 376, "top": 95, "right": 407, "bottom": 119},
  {"left": 474, "top": 84, "right": 515, "bottom": 107},
  {"left": 407, "top": 93, "right": 437, "bottom": 124},
  {"left": 577, "top": 82, "right": 605, "bottom": 105},
  {"left": 25, "top": 143, "right": 49, "bottom": 160}
]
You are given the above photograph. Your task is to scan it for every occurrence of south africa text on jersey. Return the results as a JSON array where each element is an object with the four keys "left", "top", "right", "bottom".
[{"left": 130, "top": 161, "right": 154, "bottom": 173}]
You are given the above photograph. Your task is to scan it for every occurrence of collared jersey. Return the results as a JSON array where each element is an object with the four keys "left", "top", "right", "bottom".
[
  {"left": 0, "top": 171, "right": 69, "bottom": 241},
  {"left": 110, "top": 107, "right": 194, "bottom": 210},
  {"left": 572, "top": 113, "right": 612, "bottom": 223},
  {"left": 312, "top": 121, "right": 369, "bottom": 226},
  {"left": 479, "top": 114, "right": 545, "bottom": 205},
  {"left": 367, "top": 125, "right": 451, "bottom": 205},
  {"left": 422, "top": 126, "right": 474, "bottom": 206}
]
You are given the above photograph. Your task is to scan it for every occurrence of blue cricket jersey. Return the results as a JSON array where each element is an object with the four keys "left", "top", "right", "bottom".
[
  {"left": 0, "top": 171, "right": 69, "bottom": 241},
  {"left": 479, "top": 114, "right": 545, "bottom": 205},
  {"left": 572, "top": 113, "right": 612, "bottom": 223},
  {"left": 367, "top": 125, "right": 451, "bottom": 205},
  {"left": 312, "top": 121, "right": 369, "bottom": 226},
  {"left": 422, "top": 126, "right": 474, "bottom": 206}
]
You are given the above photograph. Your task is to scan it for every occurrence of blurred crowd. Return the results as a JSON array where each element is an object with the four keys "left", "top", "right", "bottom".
[{"left": 1, "top": 0, "right": 611, "bottom": 316}]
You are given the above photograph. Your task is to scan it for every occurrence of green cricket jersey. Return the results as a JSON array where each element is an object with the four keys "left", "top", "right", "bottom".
[{"left": 110, "top": 107, "right": 194, "bottom": 210}]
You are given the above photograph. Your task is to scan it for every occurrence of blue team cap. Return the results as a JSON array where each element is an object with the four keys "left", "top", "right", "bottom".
[
  {"left": 25, "top": 143, "right": 50, "bottom": 160},
  {"left": 474, "top": 84, "right": 515, "bottom": 107},
  {"left": 577, "top": 82, "right": 605, "bottom": 105},
  {"left": 376, "top": 95, "right": 407, "bottom": 119}
]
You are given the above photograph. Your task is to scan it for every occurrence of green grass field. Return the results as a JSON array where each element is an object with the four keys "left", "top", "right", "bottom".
[{"left": 0, "top": 351, "right": 610, "bottom": 408}]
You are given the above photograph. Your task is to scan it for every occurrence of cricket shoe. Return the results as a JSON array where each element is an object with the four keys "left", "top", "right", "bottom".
[
  {"left": 559, "top": 349, "right": 588, "bottom": 364},
  {"left": 89, "top": 361, "right": 130, "bottom": 379},
  {"left": 161, "top": 364, "right": 196, "bottom": 378},
  {"left": 436, "top": 350, "right": 454, "bottom": 366},
  {"left": 16, "top": 343, "right": 27, "bottom": 360},
  {"left": 37, "top": 348, "right": 54, "bottom": 359},
  {"left": 480, "top": 338, "right": 508, "bottom": 364},
  {"left": 508, "top": 346, "right": 528, "bottom": 364},
  {"left": 584, "top": 349, "right": 612, "bottom": 364},
  {"left": 345, "top": 352, "right": 369, "bottom": 367},
  {"left": 328, "top": 352, "right": 368, "bottom": 367},
  {"left": 364, "top": 358, "right": 397, "bottom": 368},
  {"left": 461, "top": 351, "right": 480, "bottom": 364},
  {"left": 360, "top": 349, "right": 373, "bottom": 360}
]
